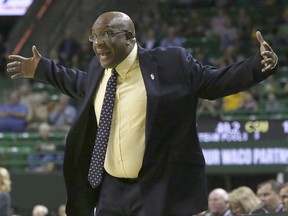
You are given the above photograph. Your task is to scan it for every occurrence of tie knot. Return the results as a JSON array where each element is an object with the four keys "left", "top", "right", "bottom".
[{"left": 112, "top": 68, "right": 118, "bottom": 76}]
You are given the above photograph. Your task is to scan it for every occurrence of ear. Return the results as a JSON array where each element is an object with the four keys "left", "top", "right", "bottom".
[{"left": 125, "top": 32, "right": 136, "bottom": 44}]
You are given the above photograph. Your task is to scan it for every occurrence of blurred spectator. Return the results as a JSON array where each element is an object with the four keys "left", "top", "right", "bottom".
[
  {"left": 57, "top": 204, "right": 66, "bottom": 216},
  {"left": 0, "top": 90, "right": 29, "bottom": 132},
  {"left": 252, "top": 179, "right": 284, "bottom": 214},
  {"left": 204, "top": 188, "right": 233, "bottom": 216},
  {"left": 0, "top": 167, "right": 11, "bottom": 216},
  {"left": 160, "top": 26, "right": 185, "bottom": 47},
  {"left": 197, "top": 99, "right": 219, "bottom": 119},
  {"left": 221, "top": 91, "right": 246, "bottom": 112},
  {"left": 18, "top": 82, "right": 34, "bottom": 108},
  {"left": 218, "top": 16, "right": 239, "bottom": 49},
  {"left": 78, "top": 33, "right": 94, "bottom": 71},
  {"left": 210, "top": 7, "right": 229, "bottom": 37},
  {"left": 27, "top": 123, "right": 65, "bottom": 172},
  {"left": 265, "top": 92, "right": 281, "bottom": 115},
  {"left": 279, "top": 182, "right": 288, "bottom": 212},
  {"left": 57, "top": 29, "right": 81, "bottom": 66},
  {"left": 212, "top": 45, "right": 238, "bottom": 67},
  {"left": 228, "top": 186, "right": 261, "bottom": 215},
  {"left": 49, "top": 48, "right": 61, "bottom": 65},
  {"left": 32, "top": 205, "right": 49, "bottom": 216},
  {"left": 261, "top": 75, "right": 279, "bottom": 95},
  {"left": 241, "top": 91, "right": 259, "bottom": 112},
  {"left": 184, "top": 9, "right": 206, "bottom": 37},
  {"left": 48, "top": 94, "right": 77, "bottom": 132},
  {"left": 26, "top": 93, "right": 49, "bottom": 131},
  {"left": 141, "top": 29, "right": 160, "bottom": 50},
  {"left": 236, "top": 7, "right": 253, "bottom": 50}
]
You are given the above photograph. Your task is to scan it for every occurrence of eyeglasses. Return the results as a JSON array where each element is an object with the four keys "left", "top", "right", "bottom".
[{"left": 88, "top": 30, "right": 128, "bottom": 43}]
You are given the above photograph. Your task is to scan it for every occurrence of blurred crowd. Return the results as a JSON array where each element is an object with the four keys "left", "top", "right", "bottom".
[{"left": 1, "top": 166, "right": 288, "bottom": 215}]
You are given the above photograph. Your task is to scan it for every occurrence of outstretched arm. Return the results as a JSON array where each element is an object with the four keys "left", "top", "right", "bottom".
[
  {"left": 6, "top": 45, "right": 41, "bottom": 79},
  {"left": 256, "top": 31, "right": 278, "bottom": 72}
]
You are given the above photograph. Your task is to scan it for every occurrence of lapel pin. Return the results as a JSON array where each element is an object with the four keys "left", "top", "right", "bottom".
[{"left": 150, "top": 74, "right": 155, "bottom": 80}]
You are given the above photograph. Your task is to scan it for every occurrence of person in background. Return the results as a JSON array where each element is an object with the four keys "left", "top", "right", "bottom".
[
  {"left": 6, "top": 11, "right": 278, "bottom": 216},
  {"left": 252, "top": 179, "right": 284, "bottom": 214},
  {"left": 27, "top": 122, "right": 64, "bottom": 172},
  {"left": 279, "top": 182, "right": 288, "bottom": 212},
  {"left": 48, "top": 94, "right": 77, "bottom": 132},
  {"left": 0, "top": 90, "right": 29, "bottom": 132},
  {"left": 32, "top": 205, "right": 49, "bottom": 216},
  {"left": 228, "top": 186, "right": 261, "bottom": 215},
  {"left": 57, "top": 204, "right": 66, "bottom": 216},
  {"left": 204, "top": 188, "right": 233, "bottom": 216},
  {"left": 0, "top": 167, "right": 12, "bottom": 216}
]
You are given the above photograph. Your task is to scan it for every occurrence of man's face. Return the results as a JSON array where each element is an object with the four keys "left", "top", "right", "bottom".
[
  {"left": 279, "top": 186, "right": 288, "bottom": 210},
  {"left": 257, "top": 183, "right": 281, "bottom": 212},
  {"left": 208, "top": 192, "right": 228, "bottom": 215},
  {"left": 90, "top": 15, "right": 131, "bottom": 69}
]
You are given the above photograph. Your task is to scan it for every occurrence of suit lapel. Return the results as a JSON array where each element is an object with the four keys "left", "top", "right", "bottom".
[{"left": 138, "top": 46, "right": 159, "bottom": 149}]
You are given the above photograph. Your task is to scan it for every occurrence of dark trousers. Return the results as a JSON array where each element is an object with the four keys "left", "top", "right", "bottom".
[{"left": 95, "top": 173, "right": 145, "bottom": 216}]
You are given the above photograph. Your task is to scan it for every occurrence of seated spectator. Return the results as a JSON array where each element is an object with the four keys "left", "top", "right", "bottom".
[
  {"left": 27, "top": 123, "right": 65, "bottom": 172},
  {"left": 141, "top": 29, "right": 160, "bottom": 50},
  {"left": 0, "top": 90, "right": 29, "bottom": 132},
  {"left": 228, "top": 186, "right": 261, "bottom": 215},
  {"left": 241, "top": 91, "right": 259, "bottom": 112},
  {"left": 221, "top": 91, "right": 246, "bottom": 112},
  {"left": 32, "top": 204, "right": 49, "bottom": 216},
  {"left": 48, "top": 94, "right": 77, "bottom": 132},
  {"left": 26, "top": 94, "right": 49, "bottom": 131},
  {"left": 279, "top": 182, "right": 288, "bottom": 212},
  {"left": 204, "top": 188, "right": 233, "bottom": 216},
  {"left": 265, "top": 92, "right": 281, "bottom": 115},
  {"left": 252, "top": 179, "right": 284, "bottom": 214},
  {"left": 160, "top": 26, "right": 185, "bottom": 47},
  {"left": 197, "top": 99, "right": 219, "bottom": 119},
  {"left": 0, "top": 167, "right": 12, "bottom": 216}
]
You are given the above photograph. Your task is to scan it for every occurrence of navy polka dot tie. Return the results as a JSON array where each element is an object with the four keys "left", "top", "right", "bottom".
[{"left": 88, "top": 68, "right": 118, "bottom": 188}]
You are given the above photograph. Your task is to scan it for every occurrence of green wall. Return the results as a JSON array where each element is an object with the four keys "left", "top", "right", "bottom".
[{"left": 10, "top": 172, "right": 66, "bottom": 215}]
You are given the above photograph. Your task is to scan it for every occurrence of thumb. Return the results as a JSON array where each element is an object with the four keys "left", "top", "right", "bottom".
[
  {"left": 256, "top": 31, "right": 264, "bottom": 44},
  {"left": 32, "top": 45, "right": 41, "bottom": 59}
]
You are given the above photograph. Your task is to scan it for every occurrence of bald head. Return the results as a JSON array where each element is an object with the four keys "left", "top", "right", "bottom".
[
  {"left": 208, "top": 188, "right": 230, "bottom": 215},
  {"left": 94, "top": 11, "right": 135, "bottom": 38},
  {"left": 90, "top": 11, "right": 136, "bottom": 68}
]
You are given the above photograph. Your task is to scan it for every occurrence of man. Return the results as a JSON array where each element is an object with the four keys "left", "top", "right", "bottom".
[
  {"left": 204, "top": 188, "right": 233, "bottom": 216},
  {"left": 279, "top": 182, "right": 288, "bottom": 212},
  {"left": 0, "top": 90, "right": 29, "bottom": 132},
  {"left": 7, "top": 11, "right": 278, "bottom": 216},
  {"left": 252, "top": 179, "right": 284, "bottom": 214}
]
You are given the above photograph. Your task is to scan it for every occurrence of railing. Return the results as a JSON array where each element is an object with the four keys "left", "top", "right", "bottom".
[{"left": 0, "top": 131, "right": 66, "bottom": 171}]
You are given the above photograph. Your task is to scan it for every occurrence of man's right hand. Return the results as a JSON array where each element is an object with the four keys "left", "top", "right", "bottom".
[{"left": 7, "top": 45, "right": 41, "bottom": 79}]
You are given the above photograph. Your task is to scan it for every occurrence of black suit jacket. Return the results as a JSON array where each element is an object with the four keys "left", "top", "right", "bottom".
[{"left": 35, "top": 45, "right": 276, "bottom": 216}]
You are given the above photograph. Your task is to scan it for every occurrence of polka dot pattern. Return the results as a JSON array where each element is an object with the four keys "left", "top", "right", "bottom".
[{"left": 88, "top": 69, "right": 118, "bottom": 188}]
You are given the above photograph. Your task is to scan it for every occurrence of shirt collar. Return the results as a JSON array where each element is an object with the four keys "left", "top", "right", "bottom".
[{"left": 115, "top": 44, "right": 138, "bottom": 75}]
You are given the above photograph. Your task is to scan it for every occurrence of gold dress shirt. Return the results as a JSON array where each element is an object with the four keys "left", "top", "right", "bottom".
[{"left": 94, "top": 45, "right": 147, "bottom": 178}]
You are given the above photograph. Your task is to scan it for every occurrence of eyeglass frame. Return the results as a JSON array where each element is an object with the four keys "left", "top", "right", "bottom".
[{"left": 88, "top": 30, "right": 129, "bottom": 43}]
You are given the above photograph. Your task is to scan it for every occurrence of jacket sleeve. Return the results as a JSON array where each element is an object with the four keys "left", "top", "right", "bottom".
[
  {"left": 179, "top": 48, "right": 278, "bottom": 100},
  {"left": 34, "top": 57, "right": 87, "bottom": 100}
]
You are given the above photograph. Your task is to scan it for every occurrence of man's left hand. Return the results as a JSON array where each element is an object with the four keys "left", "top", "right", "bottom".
[{"left": 256, "top": 31, "right": 278, "bottom": 72}]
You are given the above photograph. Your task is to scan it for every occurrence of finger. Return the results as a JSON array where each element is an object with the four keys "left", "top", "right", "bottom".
[
  {"left": 32, "top": 45, "right": 41, "bottom": 58},
  {"left": 256, "top": 31, "right": 264, "bottom": 44},
  {"left": 8, "top": 55, "right": 26, "bottom": 62},
  {"left": 261, "top": 42, "right": 273, "bottom": 52},
  {"left": 10, "top": 73, "right": 23, "bottom": 79},
  {"left": 262, "top": 65, "right": 272, "bottom": 72},
  {"left": 7, "top": 61, "right": 21, "bottom": 68},
  {"left": 7, "top": 66, "right": 21, "bottom": 73}
]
